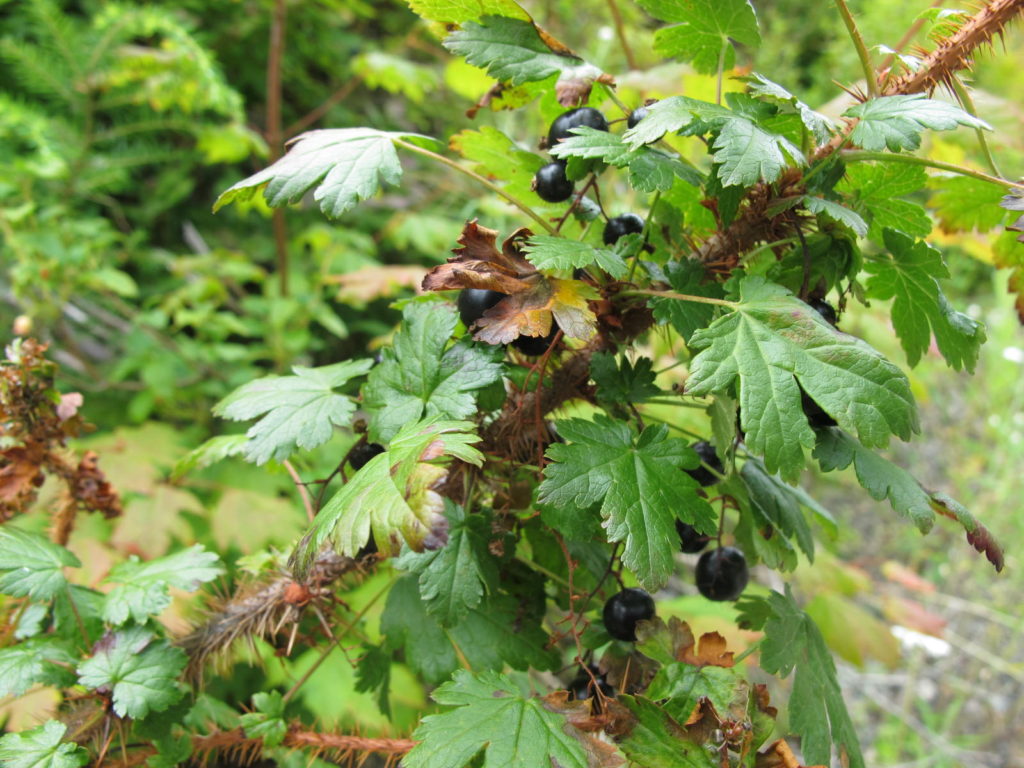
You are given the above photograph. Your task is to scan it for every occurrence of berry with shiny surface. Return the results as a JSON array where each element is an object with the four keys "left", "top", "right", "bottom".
[
  {"left": 695, "top": 547, "right": 749, "bottom": 601},
  {"left": 349, "top": 442, "right": 384, "bottom": 471},
  {"left": 457, "top": 288, "right": 505, "bottom": 329},
  {"left": 602, "top": 587, "right": 656, "bottom": 641},
  {"left": 547, "top": 107, "right": 609, "bottom": 146},
  {"left": 627, "top": 107, "right": 648, "bottom": 129},
  {"left": 533, "top": 161, "right": 574, "bottom": 203},
  {"left": 603, "top": 213, "right": 645, "bottom": 245},
  {"left": 676, "top": 521, "right": 710, "bottom": 554}
]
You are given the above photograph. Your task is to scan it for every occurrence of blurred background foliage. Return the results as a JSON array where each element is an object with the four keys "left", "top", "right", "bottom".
[{"left": 0, "top": 0, "right": 1021, "bottom": 764}]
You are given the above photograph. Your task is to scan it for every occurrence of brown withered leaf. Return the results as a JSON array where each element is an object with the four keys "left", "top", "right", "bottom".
[
  {"left": 756, "top": 738, "right": 827, "bottom": 768},
  {"left": 423, "top": 220, "right": 597, "bottom": 343},
  {"left": 0, "top": 444, "right": 45, "bottom": 503},
  {"left": 542, "top": 691, "right": 625, "bottom": 768},
  {"left": 72, "top": 451, "right": 122, "bottom": 519},
  {"left": 329, "top": 265, "right": 427, "bottom": 305},
  {"left": 555, "top": 66, "right": 616, "bottom": 108},
  {"left": 681, "top": 631, "right": 736, "bottom": 668}
]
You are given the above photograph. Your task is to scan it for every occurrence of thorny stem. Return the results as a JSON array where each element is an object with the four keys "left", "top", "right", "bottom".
[
  {"left": 879, "top": 0, "right": 944, "bottom": 89},
  {"left": 619, "top": 289, "right": 736, "bottom": 308},
  {"left": 395, "top": 139, "right": 558, "bottom": 234},
  {"left": 950, "top": 75, "right": 1003, "bottom": 178},
  {"left": 841, "top": 150, "right": 1024, "bottom": 190},
  {"left": 283, "top": 460, "right": 315, "bottom": 523},
  {"left": 833, "top": 0, "right": 879, "bottom": 98}
]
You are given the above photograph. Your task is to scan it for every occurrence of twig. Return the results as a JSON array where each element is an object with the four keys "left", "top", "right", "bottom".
[
  {"left": 605, "top": 0, "right": 637, "bottom": 70},
  {"left": 266, "top": 0, "right": 289, "bottom": 297},
  {"left": 840, "top": 149, "right": 1024, "bottom": 190},
  {"left": 394, "top": 139, "right": 557, "bottom": 234},
  {"left": 619, "top": 289, "right": 736, "bottom": 307},
  {"left": 283, "top": 460, "right": 315, "bottom": 523},
  {"left": 834, "top": 0, "right": 879, "bottom": 97}
]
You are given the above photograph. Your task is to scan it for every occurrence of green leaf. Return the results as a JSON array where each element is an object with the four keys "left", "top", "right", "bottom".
[
  {"left": 590, "top": 352, "right": 661, "bottom": 404},
  {"left": 646, "top": 662, "right": 741, "bottom": 725},
  {"left": 686, "top": 277, "right": 918, "bottom": 482},
  {"left": 363, "top": 302, "right": 504, "bottom": 443},
  {"left": 214, "top": 128, "right": 435, "bottom": 217},
  {"left": 381, "top": 577, "right": 555, "bottom": 686},
  {"left": 522, "top": 235, "right": 628, "bottom": 279},
  {"left": 803, "top": 196, "right": 868, "bottom": 237},
  {"left": 740, "top": 458, "right": 823, "bottom": 562},
  {"left": 214, "top": 359, "right": 373, "bottom": 465},
  {"left": 0, "top": 527, "right": 80, "bottom": 600},
  {"left": 538, "top": 416, "right": 715, "bottom": 589},
  {"left": 865, "top": 230, "right": 985, "bottom": 371},
  {"left": 398, "top": 501, "right": 499, "bottom": 626},
  {"left": 403, "top": 669, "right": 588, "bottom": 768},
  {"left": 443, "top": 16, "right": 581, "bottom": 85},
  {"left": 549, "top": 128, "right": 701, "bottom": 191},
  {"left": 354, "top": 643, "right": 393, "bottom": 718},
  {"left": 737, "top": 588, "right": 864, "bottom": 768},
  {"left": 102, "top": 545, "right": 224, "bottom": 625},
  {"left": 240, "top": 691, "right": 287, "bottom": 748},
  {"left": 450, "top": 126, "right": 545, "bottom": 201},
  {"left": 623, "top": 96, "right": 733, "bottom": 148},
  {"left": 634, "top": 0, "right": 760, "bottom": 75},
  {"left": 743, "top": 72, "right": 834, "bottom": 142},
  {"left": 649, "top": 259, "right": 724, "bottom": 341},
  {"left": 0, "top": 721, "right": 88, "bottom": 768},
  {"left": 170, "top": 434, "right": 249, "bottom": 480},
  {"left": 929, "top": 175, "right": 1007, "bottom": 232},
  {"left": 76, "top": 627, "right": 187, "bottom": 719},
  {"left": 405, "top": 0, "right": 531, "bottom": 24},
  {"left": 840, "top": 162, "right": 931, "bottom": 240},
  {"left": 0, "top": 639, "right": 77, "bottom": 697},
  {"left": 300, "top": 420, "right": 484, "bottom": 561},
  {"left": 812, "top": 427, "right": 934, "bottom": 533},
  {"left": 712, "top": 116, "right": 805, "bottom": 187},
  {"left": 616, "top": 696, "right": 718, "bottom": 767},
  {"left": 844, "top": 95, "right": 991, "bottom": 152}
]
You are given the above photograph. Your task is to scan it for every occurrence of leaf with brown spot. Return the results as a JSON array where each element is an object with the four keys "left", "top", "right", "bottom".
[
  {"left": 0, "top": 445, "right": 45, "bottom": 505},
  {"left": 542, "top": 691, "right": 625, "bottom": 768},
  {"left": 930, "top": 492, "right": 1004, "bottom": 572},
  {"left": 423, "top": 221, "right": 598, "bottom": 342},
  {"left": 756, "top": 738, "right": 827, "bottom": 768},
  {"left": 681, "top": 631, "right": 735, "bottom": 668}
]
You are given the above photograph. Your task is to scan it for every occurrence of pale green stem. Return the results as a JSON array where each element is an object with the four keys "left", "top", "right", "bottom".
[
  {"left": 841, "top": 150, "right": 1024, "bottom": 191},
  {"left": 620, "top": 289, "right": 737, "bottom": 308},
  {"left": 833, "top": 0, "right": 879, "bottom": 98},
  {"left": 395, "top": 139, "right": 557, "bottom": 234},
  {"left": 716, "top": 40, "right": 728, "bottom": 106},
  {"left": 950, "top": 75, "right": 1002, "bottom": 178},
  {"left": 626, "top": 191, "right": 661, "bottom": 283}
]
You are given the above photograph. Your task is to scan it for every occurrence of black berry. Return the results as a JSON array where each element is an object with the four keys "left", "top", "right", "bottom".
[
  {"left": 684, "top": 440, "right": 723, "bottom": 487},
  {"left": 627, "top": 107, "right": 648, "bottom": 129},
  {"left": 568, "top": 667, "right": 614, "bottom": 711},
  {"left": 349, "top": 442, "right": 384, "bottom": 471},
  {"left": 457, "top": 288, "right": 505, "bottom": 329},
  {"left": 602, "top": 213, "right": 645, "bottom": 245},
  {"left": 675, "top": 521, "right": 710, "bottom": 554},
  {"left": 801, "top": 391, "right": 837, "bottom": 428},
  {"left": 512, "top": 328, "right": 558, "bottom": 356},
  {"left": 534, "top": 161, "right": 574, "bottom": 203},
  {"left": 356, "top": 536, "right": 378, "bottom": 559},
  {"left": 809, "top": 298, "right": 838, "bottom": 326},
  {"left": 602, "top": 587, "right": 656, "bottom": 641},
  {"left": 695, "top": 547, "right": 749, "bottom": 601},
  {"left": 547, "top": 107, "right": 609, "bottom": 146}
]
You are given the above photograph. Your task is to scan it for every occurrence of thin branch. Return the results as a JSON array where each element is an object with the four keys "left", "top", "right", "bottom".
[
  {"left": 266, "top": 0, "right": 289, "bottom": 297},
  {"left": 605, "top": 0, "right": 637, "bottom": 70},
  {"left": 834, "top": 0, "right": 879, "bottom": 97},
  {"left": 394, "top": 139, "right": 557, "bottom": 234},
  {"left": 619, "top": 289, "right": 736, "bottom": 308},
  {"left": 282, "top": 460, "right": 315, "bottom": 523},
  {"left": 950, "top": 74, "right": 1003, "bottom": 177},
  {"left": 840, "top": 149, "right": 1024, "bottom": 190}
]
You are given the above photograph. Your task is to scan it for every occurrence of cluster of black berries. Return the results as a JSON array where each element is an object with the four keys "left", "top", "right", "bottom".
[{"left": 533, "top": 107, "right": 609, "bottom": 203}]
